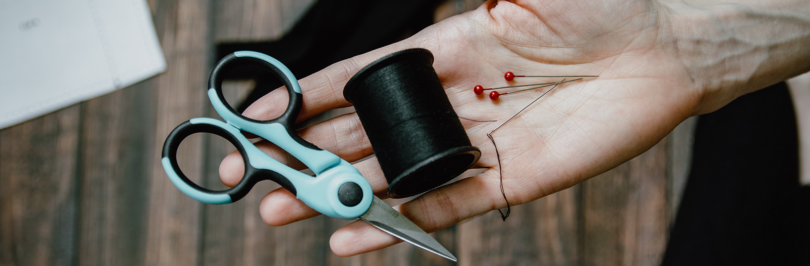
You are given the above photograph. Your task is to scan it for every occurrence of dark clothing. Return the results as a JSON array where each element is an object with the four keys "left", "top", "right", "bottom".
[{"left": 662, "top": 82, "right": 810, "bottom": 266}]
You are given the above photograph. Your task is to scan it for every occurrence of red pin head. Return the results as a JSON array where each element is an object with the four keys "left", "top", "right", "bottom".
[
  {"left": 504, "top": 71, "right": 515, "bottom": 81},
  {"left": 489, "top": 91, "right": 500, "bottom": 100},
  {"left": 474, "top": 85, "right": 484, "bottom": 95}
]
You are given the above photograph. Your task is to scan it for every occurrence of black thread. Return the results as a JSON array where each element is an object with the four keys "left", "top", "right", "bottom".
[
  {"left": 487, "top": 79, "right": 566, "bottom": 221},
  {"left": 487, "top": 133, "right": 510, "bottom": 220},
  {"left": 344, "top": 49, "right": 481, "bottom": 198}
]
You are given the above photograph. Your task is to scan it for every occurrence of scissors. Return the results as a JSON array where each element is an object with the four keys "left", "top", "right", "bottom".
[{"left": 161, "top": 51, "right": 456, "bottom": 262}]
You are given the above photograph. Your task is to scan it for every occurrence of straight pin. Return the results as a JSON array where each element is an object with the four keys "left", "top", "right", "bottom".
[
  {"left": 504, "top": 71, "right": 598, "bottom": 81},
  {"left": 474, "top": 82, "right": 559, "bottom": 95},
  {"left": 488, "top": 78, "right": 582, "bottom": 100}
]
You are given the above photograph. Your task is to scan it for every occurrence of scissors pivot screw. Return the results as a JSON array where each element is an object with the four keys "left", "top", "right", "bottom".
[{"left": 338, "top": 182, "right": 363, "bottom": 207}]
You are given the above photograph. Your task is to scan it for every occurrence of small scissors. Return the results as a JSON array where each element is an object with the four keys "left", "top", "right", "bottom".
[{"left": 161, "top": 51, "right": 456, "bottom": 261}]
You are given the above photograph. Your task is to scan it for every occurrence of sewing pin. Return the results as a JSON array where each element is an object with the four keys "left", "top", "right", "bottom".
[
  {"left": 474, "top": 82, "right": 560, "bottom": 95},
  {"left": 504, "top": 71, "right": 599, "bottom": 81},
  {"left": 488, "top": 78, "right": 582, "bottom": 100}
]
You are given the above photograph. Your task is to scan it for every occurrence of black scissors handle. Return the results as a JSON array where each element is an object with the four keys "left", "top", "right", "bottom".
[
  {"left": 161, "top": 51, "right": 348, "bottom": 205},
  {"left": 161, "top": 118, "right": 298, "bottom": 204},
  {"left": 209, "top": 52, "right": 302, "bottom": 129},
  {"left": 208, "top": 53, "right": 321, "bottom": 159}
]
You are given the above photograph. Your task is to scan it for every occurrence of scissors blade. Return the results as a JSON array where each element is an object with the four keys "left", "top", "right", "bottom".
[{"left": 359, "top": 196, "right": 457, "bottom": 262}]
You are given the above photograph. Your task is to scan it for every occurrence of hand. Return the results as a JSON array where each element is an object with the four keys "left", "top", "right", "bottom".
[{"left": 218, "top": 0, "right": 805, "bottom": 257}]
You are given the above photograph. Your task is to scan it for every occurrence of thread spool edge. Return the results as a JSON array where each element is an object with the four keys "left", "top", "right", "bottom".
[{"left": 344, "top": 48, "right": 434, "bottom": 103}]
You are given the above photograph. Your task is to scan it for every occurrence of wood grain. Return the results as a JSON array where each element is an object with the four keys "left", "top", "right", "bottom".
[
  {"left": 143, "top": 0, "right": 212, "bottom": 265},
  {"left": 199, "top": 80, "right": 254, "bottom": 266},
  {"left": 0, "top": 106, "right": 81, "bottom": 266},
  {"left": 581, "top": 137, "right": 669, "bottom": 266},
  {"left": 532, "top": 185, "right": 581, "bottom": 266},
  {"left": 76, "top": 82, "right": 156, "bottom": 266},
  {"left": 458, "top": 204, "right": 543, "bottom": 266},
  {"left": 457, "top": 186, "right": 581, "bottom": 266}
]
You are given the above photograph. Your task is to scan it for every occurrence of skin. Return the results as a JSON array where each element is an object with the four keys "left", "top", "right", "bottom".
[{"left": 218, "top": 0, "right": 810, "bottom": 257}]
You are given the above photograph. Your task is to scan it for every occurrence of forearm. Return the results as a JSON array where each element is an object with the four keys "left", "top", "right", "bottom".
[{"left": 657, "top": 0, "right": 810, "bottom": 114}]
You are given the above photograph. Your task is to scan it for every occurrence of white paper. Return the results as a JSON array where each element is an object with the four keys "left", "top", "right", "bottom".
[{"left": 0, "top": 0, "right": 166, "bottom": 129}]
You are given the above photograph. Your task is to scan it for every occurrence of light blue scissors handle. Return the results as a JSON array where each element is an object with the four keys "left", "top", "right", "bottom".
[
  {"left": 209, "top": 51, "right": 341, "bottom": 175},
  {"left": 160, "top": 51, "right": 373, "bottom": 219}
]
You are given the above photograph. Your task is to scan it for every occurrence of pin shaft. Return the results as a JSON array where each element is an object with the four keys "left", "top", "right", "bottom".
[
  {"left": 488, "top": 78, "right": 566, "bottom": 133},
  {"left": 515, "top": 75, "right": 599, "bottom": 78},
  {"left": 503, "top": 78, "right": 582, "bottom": 95},
  {"left": 487, "top": 81, "right": 559, "bottom": 90}
]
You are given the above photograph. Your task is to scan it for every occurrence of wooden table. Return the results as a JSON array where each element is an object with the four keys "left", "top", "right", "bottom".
[{"left": 0, "top": 1, "right": 695, "bottom": 265}]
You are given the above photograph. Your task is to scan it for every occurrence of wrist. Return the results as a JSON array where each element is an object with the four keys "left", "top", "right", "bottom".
[{"left": 657, "top": 1, "right": 810, "bottom": 114}]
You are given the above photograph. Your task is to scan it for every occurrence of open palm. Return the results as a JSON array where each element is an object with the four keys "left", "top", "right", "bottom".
[{"left": 219, "top": 0, "right": 700, "bottom": 256}]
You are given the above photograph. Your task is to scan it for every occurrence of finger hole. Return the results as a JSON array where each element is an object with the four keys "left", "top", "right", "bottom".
[
  {"left": 219, "top": 79, "right": 254, "bottom": 115},
  {"left": 218, "top": 63, "right": 291, "bottom": 122},
  {"left": 179, "top": 131, "right": 243, "bottom": 192}
]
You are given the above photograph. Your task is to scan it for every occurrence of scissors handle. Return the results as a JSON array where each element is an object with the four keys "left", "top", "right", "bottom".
[
  {"left": 161, "top": 119, "right": 295, "bottom": 203},
  {"left": 209, "top": 51, "right": 302, "bottom": 129},
  {"left": 208, "top": 51, "right": 339, "bottom": 175},
  {"left": 161, "top": 118, "right": 373, "bottom": 219},
  {"left": 161, "top": 51, "right": 373, "bottom": 219}
]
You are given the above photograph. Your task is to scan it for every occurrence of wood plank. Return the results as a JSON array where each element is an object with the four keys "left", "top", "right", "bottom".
[
  {"left": 199, "top": 81, "right": 252, "bottom": 266},
  {"left": 76, "top": 82, "right": 156, "bottom": 266},
  {"left": 0, "top": 106, "right": 81, "bottom": 265},
  {"left": 460, "top": 209, "right": 528, "bottom": 266},
  {"left": 457, "top": 205, "right": 543, "bottom": 265},
  {"left": 213, "top": 0, "right": 316, "bottom": 43},
  {"left": 143, "top": 0, "right": 212, "bottom": 264},
  {"left": 532, "top": 186, "right": 581, "bottom": 266},
  {"left": 457, "top": 186, "right": 580, "bottom": 266},
  {"left": 581, "top": 138, "right": 669, "bottom": 266},
  {"left": 199, "top": 184, "right": 277, "bottom": 266}
]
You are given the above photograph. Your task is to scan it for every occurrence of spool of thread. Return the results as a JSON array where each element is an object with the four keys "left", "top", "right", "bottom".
[{"left": 344, "top": 48, "right": 481, "bottom": 198}]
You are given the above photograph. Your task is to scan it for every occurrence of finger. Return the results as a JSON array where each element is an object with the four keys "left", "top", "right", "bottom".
[
  {"left": 259, "top": 156, "right": 388, "bottom": 226},
  {"left": 329, "top": 220, "right": 388, "bottom": 257},
  {"left": 330, "top": 171, "right": 507, "bottom": 257},
  {"left": 219, "top": 152, "right": 245, "bottom": 187},
  {"left": 259, "top": 187, "right": 318, "bottom": 226},
  {"left": 219, "top": 113, "right": 372, "bottom": 187},
  {"left": 241, "top": 42, "right": 415, "bottom": 123}
]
